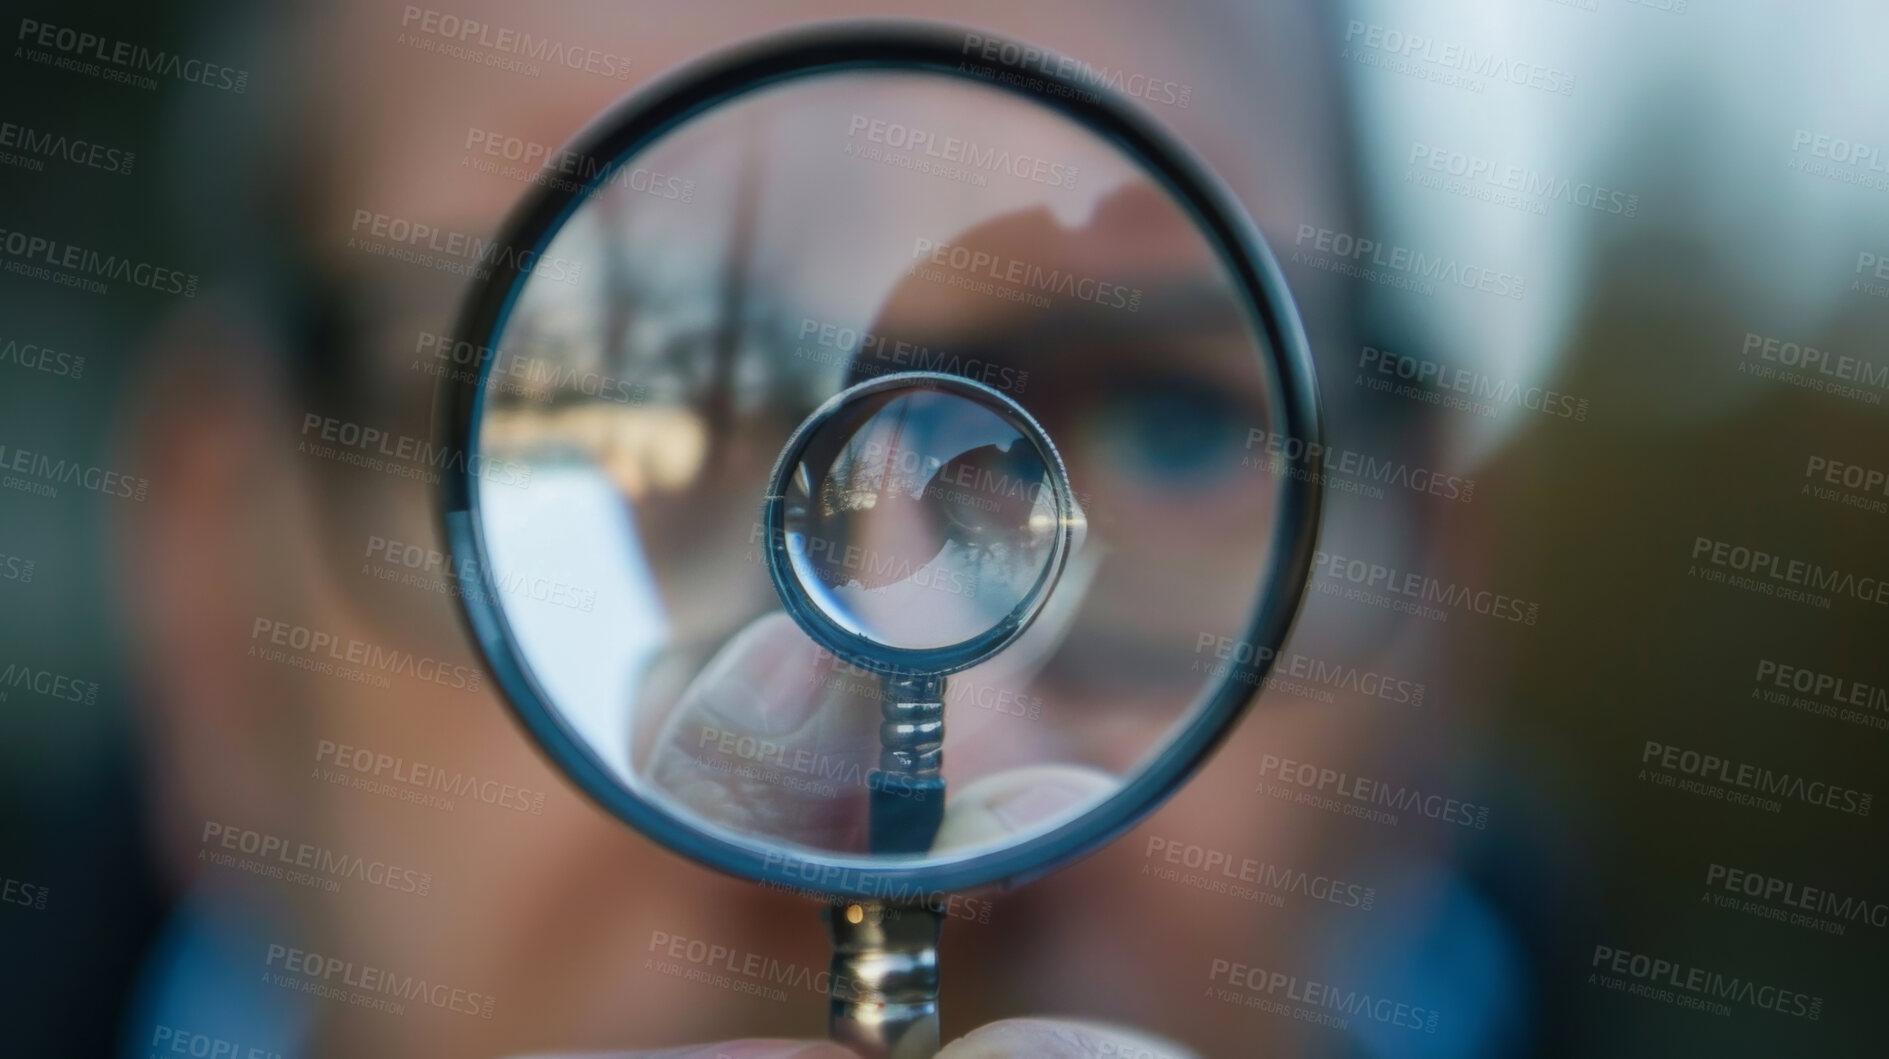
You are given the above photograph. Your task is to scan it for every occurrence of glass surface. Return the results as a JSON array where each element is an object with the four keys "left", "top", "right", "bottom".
[
  {"left": 469, "top": 68, "right": 1288, "bottom": 863},
  {"left": 780, "top": 379, "right": 1065, "bottom": 655}
]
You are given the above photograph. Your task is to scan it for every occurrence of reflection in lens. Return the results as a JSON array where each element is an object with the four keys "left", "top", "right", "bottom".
[{"left": 782, "top": 381, "right": 1063, "bottom": 653}]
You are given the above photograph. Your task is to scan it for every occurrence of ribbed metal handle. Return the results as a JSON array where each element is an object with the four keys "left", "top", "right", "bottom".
[
  {"left": 826, "top": 901, "right": 944, "bottom": 1059},
  {"left": 879, "top": 672, "right": 945, "bottom": 772},
  {"left": 870, "top": 672, "right": 947, "bottom": 854}
]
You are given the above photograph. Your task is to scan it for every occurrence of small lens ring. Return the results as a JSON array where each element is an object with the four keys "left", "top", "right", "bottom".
[{"left": 761, "top": 370, "right": 1075, "bottom": 677}]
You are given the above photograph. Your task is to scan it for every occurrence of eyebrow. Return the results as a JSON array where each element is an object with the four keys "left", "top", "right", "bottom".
[{"left": 846, "top": 276, "right": 1250, "bottom": 362}]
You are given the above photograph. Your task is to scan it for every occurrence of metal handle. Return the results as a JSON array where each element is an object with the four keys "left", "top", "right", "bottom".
[
  {"left": 826, "top": 900, "right": 944, "bottom": 1059},
  {"left": 869, "top": 672, "right": 947, "bottom": 854}
]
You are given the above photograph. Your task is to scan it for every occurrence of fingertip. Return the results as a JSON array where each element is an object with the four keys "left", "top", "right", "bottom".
[
  {"left": 710, "top": 611, "right": 810, "bottom": 686},
  {"left": 939, "top": 1018, "right": 1200, "bottom": 1059},
  {"left": 685, "top": 611, "right": 829, "bottom": 737}
]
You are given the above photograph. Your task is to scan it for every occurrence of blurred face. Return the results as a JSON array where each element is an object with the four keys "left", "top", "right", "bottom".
[{"left": 121, "top": 3, "right": 1402, "bottom": 1056}]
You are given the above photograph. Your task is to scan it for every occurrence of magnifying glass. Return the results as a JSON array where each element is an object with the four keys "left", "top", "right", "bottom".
[{"left": 434, "top": 22, "right": 1320, "bottom": 1058}]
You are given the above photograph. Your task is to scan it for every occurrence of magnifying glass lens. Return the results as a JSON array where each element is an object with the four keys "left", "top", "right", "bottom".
[
  {"left": 783, "top": 381, "right": 1063, "bottom": 653},
  {"left": 458, "top": 57, "right": 1310, "bottom": 872}
]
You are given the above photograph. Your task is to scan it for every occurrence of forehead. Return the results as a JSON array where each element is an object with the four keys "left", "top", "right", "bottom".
[
  {"left": 308, "top": 0, "right": 650, "bottom": 244},
  {"left": 303, "top": 0, "right": 1335, "bottom": 236}
]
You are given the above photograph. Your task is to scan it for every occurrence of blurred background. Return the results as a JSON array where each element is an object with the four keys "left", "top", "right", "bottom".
[{"left": 1, "top": 0, "right": 1885, "bottom": 1056}]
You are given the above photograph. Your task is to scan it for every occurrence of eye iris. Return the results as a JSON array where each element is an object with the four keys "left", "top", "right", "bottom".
[{"left": 1117, "top": 379, "right": 1239, "bottom": 481}]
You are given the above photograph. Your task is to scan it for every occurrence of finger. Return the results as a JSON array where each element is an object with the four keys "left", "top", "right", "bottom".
[
  {"left": 938, "top": 1017, "right": 1201, "bottom": 1059},
  {"left": 509, "top": 1039, "right": 856, "bottom": 1059},
  {"left": 644, "top": 612, "right": 880, "bottom": 850},
  {"left": 933, "top": 764, "right": 1119, "bottom": 851}
]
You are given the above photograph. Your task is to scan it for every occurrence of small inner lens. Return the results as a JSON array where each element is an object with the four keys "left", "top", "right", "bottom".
[{"left": 781, "top": 380, "right": 1066, "bottom": 654}]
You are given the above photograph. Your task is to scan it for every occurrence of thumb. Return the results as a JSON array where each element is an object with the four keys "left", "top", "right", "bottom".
[
  {"left": 644, "top": 612, "right": 880, "bottom": 851},
  {"left": 932, "top": 765, "right": 1118, "bottom": 852},
  {"left": 939, "top": 1018, "right": 1201, "bottom": 1059}
]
